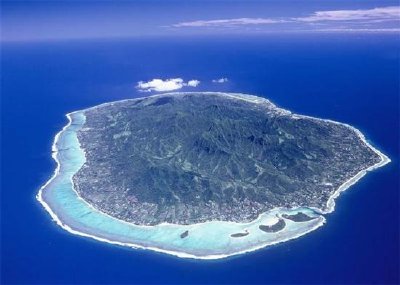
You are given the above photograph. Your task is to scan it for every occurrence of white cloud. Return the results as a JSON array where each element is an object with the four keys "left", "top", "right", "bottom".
[
  {"left": 136, "top": 78, "right": 200, "bottom": 92},
  {"left": 187, "top": 79, "right": 200, "bottom": 87},
  {"left": 136, "top": 78, "right": 183, "bottom": 92},
  {"left": 312, "top": 28, "right": 400, "bottom": 33},
  {"left": 212, "top": 78, "right": 229, "bottom": 83},
  {"left": 296, "top": 6, "right": 400, "bottom": 22},
  {"left": 171, "top": 18, "right": 283, "bottom": 28},
  {"left": 168, "top": 6, "right": 400, "bottom": 32}
]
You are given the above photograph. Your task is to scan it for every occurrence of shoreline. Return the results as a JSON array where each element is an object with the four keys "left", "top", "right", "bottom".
[
  {"left": 290, "top": 113, "right": 391, "bottom": 214},
  {"left": 37, "top": 92, "right": 390, "bottom": 260}
]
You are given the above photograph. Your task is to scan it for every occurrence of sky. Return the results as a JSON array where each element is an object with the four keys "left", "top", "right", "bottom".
[{"left": 1, "top": 0, "right": 399, "bottom": 42}]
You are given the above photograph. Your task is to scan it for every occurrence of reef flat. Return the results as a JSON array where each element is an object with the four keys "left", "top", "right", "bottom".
[{"left": 37, "top": 92, "right": 390, "bottom": 259}]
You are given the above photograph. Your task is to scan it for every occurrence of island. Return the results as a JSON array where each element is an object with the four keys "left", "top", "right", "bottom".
[
  {"left": 37, "top": 92, "right": 390, "bottom": 259},
  {"left": 231, "top": 230, "right": 249, "bottom": 238},
  {"left": 259, "top": 219, "right": 286, "bottom": 233},
  {"left": 180, "top": 230, "right": 189, "bottom": 239},
  {"left": 282, "top": 212, "right": 317, "bottom": 222}
]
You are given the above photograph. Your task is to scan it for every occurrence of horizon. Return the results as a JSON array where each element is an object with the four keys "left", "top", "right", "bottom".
[{"left": 1, "top": 0, "right": 399, "bottom": 42}]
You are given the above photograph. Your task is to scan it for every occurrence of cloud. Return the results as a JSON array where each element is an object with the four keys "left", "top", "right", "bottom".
[
  {"left": 212, "top": 78, "right": 229, "bottom": 83},
  {"left": 136, "top": 78, "right": 200, "bottom": 92},
  {"left": 312, "top": 28, "right": 400, "bottom": 33},
  {"left": 187, "top": 79, "right": 200, "bottom": 87},
  {"left": 171, "top": 18, "right": 283, "bottom": 28},
  {"left": 168, "top": 6, "right": 400, "bottom": 32},
  {"left": 296, "top": 6, "right": 400, "bottom": 22}
]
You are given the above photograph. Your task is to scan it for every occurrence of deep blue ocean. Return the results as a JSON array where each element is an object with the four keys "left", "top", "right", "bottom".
[{"left": 2, "top": 35, "right": 399, "bottom": 284}]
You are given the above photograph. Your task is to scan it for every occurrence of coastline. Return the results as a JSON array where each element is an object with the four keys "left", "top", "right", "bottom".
[
  {"left": 37, "top": 92, "right": 390, "bottom": 260},
  {"left": 289, "top": 113, "right": 391, "bottom": 214}
]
